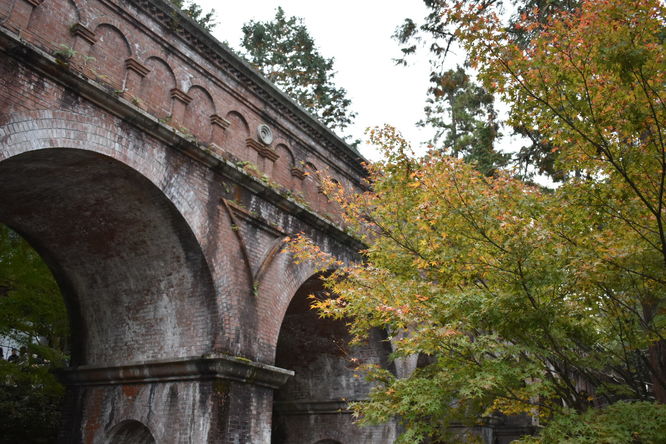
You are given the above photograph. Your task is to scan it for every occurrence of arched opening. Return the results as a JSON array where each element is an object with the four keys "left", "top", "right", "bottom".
[
  {"left": 106, "top": 420, "right": 156, "bottom": 444},
  {"left": 0, "top": 147, "right": 218, "bottom": 440},
  {"left": 271, "top": 275, "right": 394, "bottom": 444},
  {"left": 0, "top": 148, "right": 217, "bottom": 366}
]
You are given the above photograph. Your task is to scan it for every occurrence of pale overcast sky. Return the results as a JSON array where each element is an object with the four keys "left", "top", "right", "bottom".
[{"left": 196, "top": 1, "right": 437, "bottom": 160}]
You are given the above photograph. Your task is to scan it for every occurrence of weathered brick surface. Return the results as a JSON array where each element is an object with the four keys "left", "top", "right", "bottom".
[
  {"left": 271, "top": 278, "right": 397, "bottom": 443},
  {"left": 0, "top": 0, "right": 387, "bottom": 442}
]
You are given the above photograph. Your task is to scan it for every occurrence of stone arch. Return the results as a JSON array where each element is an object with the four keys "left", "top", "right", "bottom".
[
  {"left": 87, "top": 16, "right": 134, "bottom": 53},
  {"left": 254, "top": 253, "right": 321, "bottom": 361},
  {"left": 0, "top": 113, "right": 220, "bottom": 365},
  {"left": 89, "top": 23, "right": 132, "bottom": 90},
  {"left": 141, "top": 56, "right": 177, "bottom": 117},
  {"left": 184, "top": 85, "right": 216, "bottom": 142},
  {"left": 26, "top": 0, "right": 79, "bottom": 51},
  {"left": 106, "top": 420, "right": 155, "bottom": 444}
]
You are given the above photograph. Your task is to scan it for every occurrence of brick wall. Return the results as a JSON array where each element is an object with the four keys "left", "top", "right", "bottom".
[{"left": 0, "top": 0, "right": 390, "bottom": 441}]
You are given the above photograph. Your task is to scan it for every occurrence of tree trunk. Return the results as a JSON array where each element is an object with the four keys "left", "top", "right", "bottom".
[{"left": 648, "top": 339, "right": 666, "bottom": 403}]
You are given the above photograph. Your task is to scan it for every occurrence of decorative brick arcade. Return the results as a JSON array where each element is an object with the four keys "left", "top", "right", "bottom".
[{"left": 0, "top": 0, "right": 402, "bottom": 442}]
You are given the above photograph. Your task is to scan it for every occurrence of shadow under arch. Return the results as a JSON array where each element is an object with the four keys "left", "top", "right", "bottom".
[
  {"left": 271, "top": 274, "right": 394, "bottom": 444},
  {"left": 106, "top": 420, "right": 155, "bottom": 444},
  {"left": 0, "top": 148, "right": 218, "bottom": 366}
]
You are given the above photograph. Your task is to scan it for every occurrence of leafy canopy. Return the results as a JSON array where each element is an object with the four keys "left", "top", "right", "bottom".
[
  {"left": 240, "top": 7, "right": 356, "bottom": 132},
  {"left": 289, "top": 0, "right": 666, "bottom": 441}
]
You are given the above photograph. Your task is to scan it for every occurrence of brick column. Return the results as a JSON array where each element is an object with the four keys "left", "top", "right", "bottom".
[
  {"left": 170, "top": 88, "right": 192, "bottom": 124},
  {"left": 124, "top": 57, "right": 150, "bottom": 97},
  {"left": 210, "top": 114, "right": 230, "bottom": 150}
]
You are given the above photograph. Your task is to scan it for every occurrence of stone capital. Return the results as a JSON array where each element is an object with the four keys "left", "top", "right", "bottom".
[
  {"left": 125, "top": 57, "right": 150, "bottom": 77},
  {"left": 70, "top": 23, "right": 96, "bottom": 45},
  {"left": 210, "top": 114, "right": 230, "bottom": 129},
  {"left": 170, "top": 88, "right": 192, "bottom": 105}
]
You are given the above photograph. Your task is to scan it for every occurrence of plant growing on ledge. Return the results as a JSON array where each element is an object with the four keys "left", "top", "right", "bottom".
[{"left": 53, "top": 44, "right": 76, "bottom": 63}]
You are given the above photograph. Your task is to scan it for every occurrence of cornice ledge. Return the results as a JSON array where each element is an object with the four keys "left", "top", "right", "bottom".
[{"left": 56, "top": 354, "right": 294, "bottom": 389}]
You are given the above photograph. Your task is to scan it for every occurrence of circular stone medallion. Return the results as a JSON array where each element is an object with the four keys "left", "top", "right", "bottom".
[{"left": 257, "top": 124, "right": 273, "bottom": 145}]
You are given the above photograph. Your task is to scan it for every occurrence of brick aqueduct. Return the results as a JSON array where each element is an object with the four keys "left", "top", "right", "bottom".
[{"left": 0, "top": 0, "right": 405, "bottom": 442}]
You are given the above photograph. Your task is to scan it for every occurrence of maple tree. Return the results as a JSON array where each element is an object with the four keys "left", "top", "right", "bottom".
[
  {"left": 240, "top": 7, "right": 356, "bottom": 132},
  {"left": 289, "top": 0, "right": 666, "bottom": 441}
]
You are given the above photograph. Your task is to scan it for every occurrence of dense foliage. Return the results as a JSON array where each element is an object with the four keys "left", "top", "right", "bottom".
[
  {"left": 0, "top": 225, "right": 68, "bottom": 443},
  {"left": 240, "top": 7, "right": 356, "bottom": 132},
  {"left": 289, "top": 0, "right": 666, "bottom": 442}
]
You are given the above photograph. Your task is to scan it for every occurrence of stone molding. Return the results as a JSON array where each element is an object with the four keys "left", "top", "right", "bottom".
[
  {"left": 273, "top": 400, "right": 357, "bottom": 415},
  {"left": 23, "top": 0, "right": 45, "bottom": 6},
  {"left": 246, "top": 138, "right": 279, "bottom": 161},
  {"left": 259, "top": 147, "right": 279, "bottom": 161},
  {"left": 70, "top": 23, "right": 96, "bottom": 45},
  {"left": 246, "top": 137, "right": 265, "bottom": 153},
  {"left": 57, "top": 354, "right": 294, "bottom": 389}
]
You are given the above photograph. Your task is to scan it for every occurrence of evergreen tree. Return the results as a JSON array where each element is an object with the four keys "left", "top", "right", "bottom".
[
  {"left": 395, "top": 0, "right": 580, "bottom": 179},
  {"left": 423, "top": 66, "right": 508, "bottom": 175},
  {"left": 240, "top": 8, "right": 356, "bottom": 132},
  {"left": 169, "top": 0, "right": 217, "bottom": 32}
]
